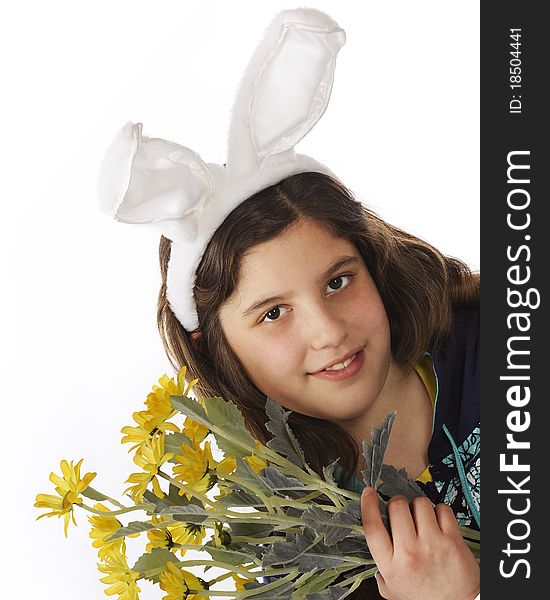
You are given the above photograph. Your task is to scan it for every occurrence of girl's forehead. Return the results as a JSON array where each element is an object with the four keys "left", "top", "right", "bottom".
[{"left": 238, "top": 223, "right": 360, "bottom": 287}]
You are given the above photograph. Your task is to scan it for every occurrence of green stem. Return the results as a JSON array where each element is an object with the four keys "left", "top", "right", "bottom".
[
  {"left": 258, "top": 446, "right": 360, "bottom": 504},
  {"left": 84, "top": 486, "right": 128, "bottom": 510},
  {"left": 183, "top": 409, "right": 358, "bottom": 507},
  {"left": 231, "top": 535, "right": 285, "bottom": 545},
  {"left": 237, "top": 569, "right": 299, "bottom": 599},
  {"left": 337, "top": 565, "right": 378, "bottom": 591},
  {"left": 138, "top": 558, "right": 257, "bottom": 580},
  {"left": 80, "top": 502, "right": 152, "bottom": 516},
  {"left": 157, "top": 471, "right": 305, "bottom": 528},
  {"left": 156, "top": 470, "right": 214, "bottom": 507}
]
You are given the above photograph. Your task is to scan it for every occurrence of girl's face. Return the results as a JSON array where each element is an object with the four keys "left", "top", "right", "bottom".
[{"left": 218, "top": 219, "right": 392, "bottom": 426}]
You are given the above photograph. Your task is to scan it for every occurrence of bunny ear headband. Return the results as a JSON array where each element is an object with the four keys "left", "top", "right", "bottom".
[{"left": 97, "top": 8, "right": 346, "bottom": 332}]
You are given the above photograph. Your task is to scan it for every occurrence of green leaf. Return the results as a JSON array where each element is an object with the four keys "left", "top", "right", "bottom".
[
  {"left": 244, "top": 579, "right": 296, "bottom": 599},
  {"left": 202, "top": 546, "right": 253, "bottom": 566},
  {"left": 143, "top": 483, "right": 203, "bottom": 513},
  {"left": 235, "top": 456, "right": 274, "bottom": 497},
  {"left": 81, "top": 486, "right": 110, "bottom": 502},
  {"left": 322, "top": 458, "right": 341, "bottom": 487},
  {"left": 264, "top": 533, "right": 346, "bottom": 573},
  {"left": 342, "top": 499, "right": 361, "bottom": 522},
  {"left": 306, "top": 587, "right": 349, "bottom": 600},
  {"left": 262, "top": 534, "right": 311, "bottom": 567},
  {"left": 361, "top": 411, "right": 396, "bottom": 488},
  {"left": 106, "top": 520, "right": 158, "bottom": 541},
  {"left": 159, "top": 504, "right": 209, "bottom": 524},
  {"left": 261, "top": 467, "right": 306, "bottom": 493},
  {"left": 204, "top": 396, "right": 256, "bottom": 457},
  {"left": 265, "top": 397, "right": 307, "bottom": 468},
  {"left": 335, "top": 536, "right": 371, "bottom": 559},
  {"left": 164, "top": 431, "right": 193, "bottom": 458},
  {"left": 170, "top": 394, "right": 210, "bottom": 427},
  {"left": 302, "top": 506, "right": 359, "bottom": 546},
  {"left": 217, "top": 487, "right": 265, "bottom": 508},
  {"left": 299, "top": 568, "right": 345, "bottom": 596},
  {"left": 378, "top": 464, "right": 425, "bottom": 502},
  {"left": 132, "top": 547, "right": 180, "bottom": 584},
  {"left": 228, "top": 521, "right": 274, "bottom": 538}
]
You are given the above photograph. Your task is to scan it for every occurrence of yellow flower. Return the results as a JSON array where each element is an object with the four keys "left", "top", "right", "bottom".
[
  {"left": 124, "top": 434, "right": 174, "bottom": 503},
  {"left": 147, "top": 366, "right": 199, "bottom": 420},
  {"left": 34, "top": 458, "right": 96, "bottom": 537},
  {"left": 182, "top": 413, "right": 210, "bottom": 445},
  {"left": 159, "top": 561, "right": 207, "bottom": 600},
  {"left": 97, "top": 549, "right": 141, "bottom": 600},
  {"left": 168, "top": 522, "right": 206, "bottom": 557},
  {"left": 121, "top": 366, "right": 199, "bottom": 454},
  {"left": 121, "top": 410, "right": 179, "bottom": 454},
  {"left": 173, "top": 438, "right": 241, "bottom": 501},
  {"left": 88, "top": 502, "right": 127, "bottom": 559},
  {"left": 244, "top": 441, "right": 268, "bottom": 474},
  {"left": 145, "top": 514, "right": 174, "bottom": 553},
  {"left": 145, "top": 515, "right": 205, "bottom": 556},
  {"left": 231, "top": 572, "right": 257, "bottom": 591},
  {"left": 180, "top": 393, "right": 209, "bottom": 444},
  {"left": 210, "top": 521, "right": 232, "bottom": 549},
  {"left": 213, "top": 455, "right": 238, "bottom": 500},
  {"left": 172, "top": 441, "right": 217, "bottom": 500}
]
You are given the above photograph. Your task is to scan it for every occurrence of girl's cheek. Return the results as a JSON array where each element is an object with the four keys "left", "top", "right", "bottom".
[{"left": 260, "top": 330, "right": 301, "bottom": 369}]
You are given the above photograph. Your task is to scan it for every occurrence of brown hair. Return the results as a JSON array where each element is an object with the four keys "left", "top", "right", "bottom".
[{"left": 157, "top": 172, "right": 479, "bottom": 485}]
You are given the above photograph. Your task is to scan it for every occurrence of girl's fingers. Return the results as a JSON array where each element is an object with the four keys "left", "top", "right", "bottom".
[
  {"left": 374, "top": 572, "right": 389, "bottom": 599},
  {"left": 361, "top": 487, "right": 393, "bottom": 569},
  {"left": 409, "top": 496, "right": 440, "bottom": 538},
  {"left": 434, "top": 502, "right": 462, "bottom": 537},
  {"left": 386, "top": 494, "right": 417, "bottom": 553}
]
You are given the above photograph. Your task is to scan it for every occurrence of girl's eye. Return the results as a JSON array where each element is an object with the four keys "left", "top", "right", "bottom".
[
  {"left": 326, "top": 274, "right": 353, "bottom": 292},
  {"left": 260, "top": 273, "right": 355, "bottom": 324},
  {"left": 262, "top": 306, "right": 287, "bottom": 323}
]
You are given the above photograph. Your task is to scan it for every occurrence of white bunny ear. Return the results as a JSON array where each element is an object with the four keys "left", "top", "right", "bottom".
[
  {"left": 226, "top": 8, "right": 345, "bottom": 179},
  {"left": 97, "top": 122, "right": 214, "bottom": 242}
]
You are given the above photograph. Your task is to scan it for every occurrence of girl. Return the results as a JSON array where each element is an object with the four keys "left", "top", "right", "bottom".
[
  {"left": 99, "top": 8, "right": 479, "bottom": 599},
  {"left": 156, "top": 172, "right": 480, "bottom": 600}
]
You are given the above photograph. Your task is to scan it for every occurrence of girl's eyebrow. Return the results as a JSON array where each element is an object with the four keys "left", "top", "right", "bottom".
[{"left": 241, "top": 255, "right": 358, "bottom": 317}]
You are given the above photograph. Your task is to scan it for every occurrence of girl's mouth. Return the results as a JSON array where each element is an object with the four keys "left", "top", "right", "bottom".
[{"left": 309, "top": 349, "right": 364, "bottom": 381}]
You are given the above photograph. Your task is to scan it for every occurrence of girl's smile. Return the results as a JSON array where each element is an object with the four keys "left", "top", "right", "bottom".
[
  {"left": 308, "top": 346, "right": 365, "bottom": 381},
  {"left": 218, "top": 218, "right": 394, "bottom": 427}
]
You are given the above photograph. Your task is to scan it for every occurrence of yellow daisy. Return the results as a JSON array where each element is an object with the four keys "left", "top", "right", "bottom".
[
  {"left": 97, "top": 549, "right": 141, "bottom": 600},
  {"left": 145, "top": 514, "right": 174, "bottom": 553},
  {"left": 147, "top": 366, "right": 199, "bottom": 420},
  {"left": 172, "top": 441, "right": 216, "bottom": 500},
  {"left": 210, "top": 521, "right": 232, "bottom": 549},
  {"left": 88, "top": 502, "right": 127, "bottom": 560},
  {"left": 231, "top": 572, "right": 257, "bottom": 591},
  {"left": 34, "top": 458, "right": 96, "bottom": 537},
  {"left": 121, "top": 366, "right": 199, "bottom": 454},
  {"left": 180, "top": 392, "right": 209, "bottom": 444},
  {"left": 124, "top": 434, "right": 174, "bottom": 503},
  {"left": 213, "top": 454, "right": 238, "bottom": 500},
  {"left": 121, "top": 409, "right": 179, "bottom": 454},
  {"left": 159, "top": 561, "right": 207, "bottom": 600},
  {"left": 168, "top": 522, "right": 206, "bottom": 557},
  {"left": 243, "top": 440, "right": 268, "bottom": 474}
]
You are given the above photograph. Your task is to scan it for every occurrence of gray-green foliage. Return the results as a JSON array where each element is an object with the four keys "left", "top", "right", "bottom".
[
  {"left": 129, "top": 396, "right": 479, "bottom": 598},
  {"left": 265, "top": 396, "right": 308, "bottom": 468}
]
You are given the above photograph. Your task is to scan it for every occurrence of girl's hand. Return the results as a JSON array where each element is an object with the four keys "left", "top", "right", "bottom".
[{"left": 361, "top": 486, "right": 480, "bottom": 600}]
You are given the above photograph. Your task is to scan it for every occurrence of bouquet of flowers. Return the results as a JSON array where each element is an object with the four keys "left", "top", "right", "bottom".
[{"left": 35, "top": 366, "right": 480, "bottom": 599}]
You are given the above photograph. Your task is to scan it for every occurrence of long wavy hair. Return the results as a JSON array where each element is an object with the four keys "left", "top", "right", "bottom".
[{"left": 156, "top": 171, "right": 479, "bottom": 485}]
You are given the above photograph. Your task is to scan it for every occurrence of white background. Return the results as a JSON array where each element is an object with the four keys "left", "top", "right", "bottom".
[{"left": 2, "top": 1, "right": 479, "bottom": 598}]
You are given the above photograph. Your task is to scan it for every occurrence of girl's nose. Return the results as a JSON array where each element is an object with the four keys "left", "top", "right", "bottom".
[{"left": 304, "top": 304, "right": 348, "bottom": 350}]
